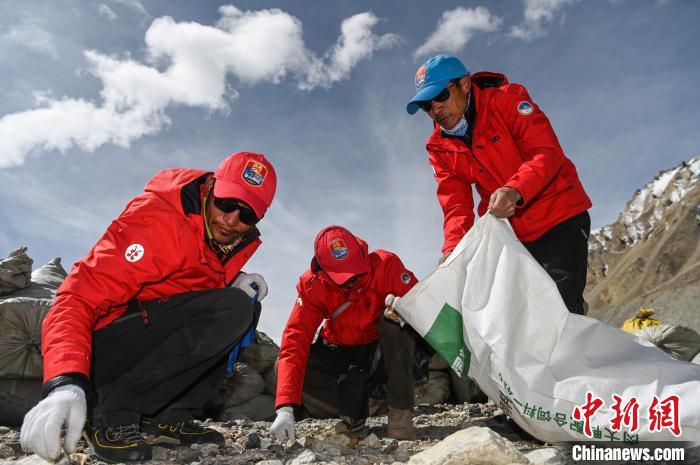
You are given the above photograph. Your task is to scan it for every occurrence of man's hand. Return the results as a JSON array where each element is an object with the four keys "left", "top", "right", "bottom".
[
  {"left": 232, "top": 272, "right": 268, "bottom": 301},
  {"left": 487, "top": 187, "right": 522, "bottom": 218},
  {"left": 20, "top": 385, "right": 86, "bottom": 462},
  {"left": 270, "top": 406, "right": 295, "bottom": 443},
  {"left": 384, "top": 294, "right": 406, "bottom": 327}
]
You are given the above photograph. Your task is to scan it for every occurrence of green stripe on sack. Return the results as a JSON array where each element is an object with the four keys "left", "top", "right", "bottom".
[{"left": 424, "top": 303, "right": 471, "bottom": 378}]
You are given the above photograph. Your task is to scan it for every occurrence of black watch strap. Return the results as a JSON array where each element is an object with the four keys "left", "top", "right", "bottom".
[{"left": 42, "top": 373, "right": 89, "bottom": 398}]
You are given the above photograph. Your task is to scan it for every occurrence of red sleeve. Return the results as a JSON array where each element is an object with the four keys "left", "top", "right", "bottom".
[
  {"left": 275, "top": 282, "right": 325, "bottom": 408},
  {"left": 499, "top": 86, "right": 565, "bottom": 205},
  {"left": 41, "top": 202, "right": 186, "bottom": 381},
  {"left": 380, "top": 252, "right": 418, "bottom": 298},
  {"left": 428, "top": 149, "right": 475, "bottom": 254}
]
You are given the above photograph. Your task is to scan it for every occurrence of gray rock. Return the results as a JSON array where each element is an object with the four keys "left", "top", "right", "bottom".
[
  {"left": 151, "top": 446, "right": 171, "bottom": 460},
  {"left": 0, "top": 426, "right": 10, "bottom": 434},
  {"left": 0, "top": 443, "right": 15, "bottom": 459},
  {"left": 405, "top": 426, "right": 529, "bottom": 465},
  {"left": 243, "top": 432, "right": 261, "bottom": 449},
  {"left": 199, "top": 443, "right": 220, "bottom": 457},
  {"left": 524, "top": 447, "right": 566, "bottom": 465},
  {"left": 256, "top": 460, "right": 283, "bottom": 465},
  {"left": 381, "top": 438, "right": 399, "bottom": 453},
  {"left": 12, "top": 454, "right": 54, "bottom": 465},
  {"left": 289, "top": 449, "right": 318, "bottom": 464},
  {"left": 359, "top": 433, "right": 382, "bottom": 449}
]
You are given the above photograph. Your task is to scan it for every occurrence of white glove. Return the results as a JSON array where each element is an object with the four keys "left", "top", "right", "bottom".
[
  {"left": 270, "top": 406, "right": 295, "bottom": 443},
  {"left": 232, "top": 272, "right": 268, "bottom": 302},
  {"left": 20, "top": 385, "right": 87, "bottom": 462},
  {"left": 384, "top": 294, "right": 405, "bottom": 327}
]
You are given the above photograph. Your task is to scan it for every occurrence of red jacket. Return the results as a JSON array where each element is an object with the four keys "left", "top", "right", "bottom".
[
  {"left": 427, "top": 71, "right": 592, "bottom": 253},
  {"left": 275, "top": 241, "right": 417, "bottom": 408},
  {"left": 41, "top": 169, "right": 261, "bottom": 382}
]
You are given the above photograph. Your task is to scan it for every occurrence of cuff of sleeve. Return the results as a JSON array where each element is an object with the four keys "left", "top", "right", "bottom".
[
  {"left": 504, "top": 183, "right": 526, "bottom": 207},
  {"left": 42, "top": 373, "right": 89, "bottom": 398}
]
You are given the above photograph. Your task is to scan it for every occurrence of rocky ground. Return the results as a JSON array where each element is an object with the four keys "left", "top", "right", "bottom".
[{"left": 4, "top": 401, "right": 694, "bottom": 465}]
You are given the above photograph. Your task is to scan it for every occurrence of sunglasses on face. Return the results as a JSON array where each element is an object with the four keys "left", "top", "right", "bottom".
[
  {"left": 418, "top": 80, "right": 460, "bottom": 113},
  {"left": 212, "top": 196, "right": 260, "bottom": 225}
]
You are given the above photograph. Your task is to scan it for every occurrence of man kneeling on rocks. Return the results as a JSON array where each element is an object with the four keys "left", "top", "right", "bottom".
[
  {"left": 20, "top": 152, "right": 277, "bottom": 463},
  {"left": 271, "top": 226, "right": 418, "bottom": 442}
]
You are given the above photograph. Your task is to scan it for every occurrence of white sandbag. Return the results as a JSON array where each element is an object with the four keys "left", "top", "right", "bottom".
[
  {"left": 414, "top": 370, "right": 451, "bottom": 405},
  {"left": 239, "top": 331, "right": 279, "bottom": 373},
  {"left": 219, "top": 394, "right": 276, "bottom": 422},
  {"left": 635, "top": 324, "right": 700, "bottom": 362},
  {"left": 397, "top": 214, "right": 700, "bottom": 442},
  {"left": 219, "top": 362, "right": 265, "bottom": 407},
  {"left": 0, "top": 247, "right": 33, "bottom": 295}
]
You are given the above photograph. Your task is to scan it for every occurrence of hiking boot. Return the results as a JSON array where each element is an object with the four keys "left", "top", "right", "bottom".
[
  {"left": 386, "top": 407, "right": 416, "bottom": 440},
  {"left": 141, "top": 419, "right": 225, "bottom": 447},
  {"left": 84, "top": 424, "right": 152, "bottom": 462},
  {"left": 334, "top": 417, "right": 366, "bottom": 434}
]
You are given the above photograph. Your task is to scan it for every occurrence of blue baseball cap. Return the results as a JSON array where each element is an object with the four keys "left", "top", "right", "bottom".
[{"left": 406, "top": 54, "right": 470, "bottom": 115}]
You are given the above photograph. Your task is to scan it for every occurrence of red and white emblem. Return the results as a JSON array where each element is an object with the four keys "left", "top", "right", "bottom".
[{"left": 125, "top": 244, "right": 145, "bottom": 263}]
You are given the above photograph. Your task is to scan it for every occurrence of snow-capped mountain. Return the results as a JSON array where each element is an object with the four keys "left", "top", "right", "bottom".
[{"left": 586, "top": 155, "right": 700, "bottom": 329}]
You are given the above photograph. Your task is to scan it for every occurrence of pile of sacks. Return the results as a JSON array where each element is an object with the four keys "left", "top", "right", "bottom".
[
  {"left": 207, "top": 332, "right": 280, "bottom": 422},
  {"left": 0, "top": 247, "right": 67, "bottom": 426},
  {"left": 623, "top": 309, "right": 700, "bottom": 363},
  {"left": 208, "top": 334, "right": 487, "bottom": 422}
]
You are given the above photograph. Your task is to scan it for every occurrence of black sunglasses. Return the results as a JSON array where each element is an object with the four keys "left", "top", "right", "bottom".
[
  {"left": 418, "top": 79, "right": 461, "bottom": 112},
  {"left": 213, "top": 196, "right": 261, "bottom": 225}
]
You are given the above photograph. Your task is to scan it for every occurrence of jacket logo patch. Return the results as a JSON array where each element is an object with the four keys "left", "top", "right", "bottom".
[
  {"left": 431, "top": 166, "right": 437, "bottom": 177},
  {"left": 297, "top": 297, "right": 303, "bottom": 307},
  {"left": 517, "top": 101, "right": 534, "bottom": 115},
  {"left": 241, "top": 160, "right": 268, "bottom": 187},
  {"left": 329, "top": 238, "right": 348, "bottom": 260},
  {"left": 401, "top": 272, "right": 411, "bottom": 284},
  {"left": 125, "top": 244, "right": 144, "bottom": 263},
  {"left": 415, "top": 65, "right": 426, "bottom": 89}
]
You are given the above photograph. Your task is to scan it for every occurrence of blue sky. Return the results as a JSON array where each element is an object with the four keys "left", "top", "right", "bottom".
[{"left": 1, "top": 0, "right": 698, "bottom": 341}]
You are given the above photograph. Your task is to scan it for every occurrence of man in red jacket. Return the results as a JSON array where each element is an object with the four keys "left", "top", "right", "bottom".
[
  {"left": 270, "top": 226, "right": 418, "bottom": 442},
  {"left": 20, "top": 152, "right": 276, "bottom": 463},
  {"left": 407, "top": 54, "right": 592, "bottom": 315}
]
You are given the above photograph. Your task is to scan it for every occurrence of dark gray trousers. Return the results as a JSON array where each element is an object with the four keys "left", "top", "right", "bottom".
[{"left": 90, "top": 288, "right": 258, "bottom": 426}]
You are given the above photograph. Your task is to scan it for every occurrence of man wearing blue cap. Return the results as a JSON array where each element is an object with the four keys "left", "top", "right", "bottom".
[{"left": 406, "top": 54, "right": 592, "bottom": 315}]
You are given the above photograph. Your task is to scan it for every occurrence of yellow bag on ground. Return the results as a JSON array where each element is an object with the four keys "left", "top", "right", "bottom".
[{"left": 621, "top": 309, "right": 662, "bottom": 334}]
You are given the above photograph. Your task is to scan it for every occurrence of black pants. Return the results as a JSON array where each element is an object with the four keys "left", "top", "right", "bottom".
[
  {"left": 301, "top": 317, "right": 415, "bottom": 421},
  {"left": 89, "top": 288, "right": 258, "bottom": 427},
  {"left": 523, "top": 211, "right": 591, "bottom": 315}
]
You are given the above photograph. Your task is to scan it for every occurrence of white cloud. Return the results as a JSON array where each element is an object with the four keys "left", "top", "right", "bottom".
[
  {"left": 510, "top": 0, "right": 577, "bottom": 40},
  {"left": 0, "top": 5, "right": 398, "bottom": 168},
  {"left": 303, "top": 12, "right": 399, "bottom": 88},
  {"left": 3, "top": 20, "right": 59, "bottom": 59},
  {"left": 414, "top": 7, "right": 502, "bottom": 59},
  {"left": 112, "top": 0, "right": 150, "bottom": 17},
  {"left": 98, "top": 4, "right": 119, "bottom": 22}
]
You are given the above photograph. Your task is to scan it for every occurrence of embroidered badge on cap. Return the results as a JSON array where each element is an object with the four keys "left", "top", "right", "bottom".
[
  {"left": 241, "top": 160, "right": 268, "bottom": 187},
  {"left": 125, "top": 244, "right": 144, "bottom": 263},
  {"left": 415, "top": 65, "right": 426, "bottom": 89},
  {"left": 329, "top": 238, "right": 349, "bottom": 260},
  {"left": 517, "top": 101, "right": 534, "bottom": 115},
  {"left": 401, "top": 272, "right": 411, "bottom": 284}
]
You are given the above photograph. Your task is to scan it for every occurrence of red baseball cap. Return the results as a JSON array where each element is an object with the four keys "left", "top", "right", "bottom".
[
  {"left": 213, "top": 152, "right": 276, "bottom": 219},
  {"left": 314, "top": 226, "right": 369, "bottom": 285}
]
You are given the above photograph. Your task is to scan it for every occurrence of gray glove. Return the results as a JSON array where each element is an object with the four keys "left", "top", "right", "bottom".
[
  {"left": 384, "top": 294, "right": 406, "bottom": 327},
  {"left": 232, "top": 272, "right": 268, "bottom": 301},
  {"left": 20, "top": 385, "right": 87, "bottom": 461},
  {"left": 270, "top": 406, "right": 295, "bottom": 443}
]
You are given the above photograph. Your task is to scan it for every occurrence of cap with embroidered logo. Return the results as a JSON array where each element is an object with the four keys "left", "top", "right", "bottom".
[
  {"left": 314, "top": 226, "right": 369, "bottom": 285},
  {"left": 406, "top": 54, "right": 469, "bottom": 115},
  {"left": 213, "top": 152, "right": 277, "bottom": 219}
]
